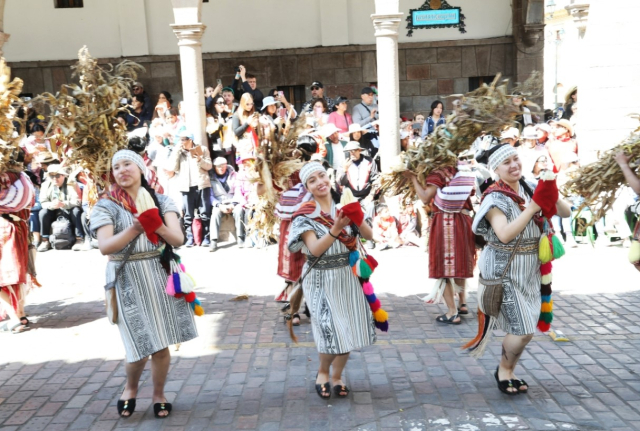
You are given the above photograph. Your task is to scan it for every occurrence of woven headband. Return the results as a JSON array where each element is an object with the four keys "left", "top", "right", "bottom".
[
  {"left": 112, "top": 149, "right": 146, "bottom": 174},
  {"left": 488, "top": 144, "right": 518, "bottom": 171},
  {"left": 300, "top": 161, "right": 326, "bottom": 186}
]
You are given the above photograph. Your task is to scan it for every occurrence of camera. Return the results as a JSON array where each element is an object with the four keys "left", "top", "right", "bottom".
[{"left": 235, "top": 66, "right": 241, "bottom": 73}]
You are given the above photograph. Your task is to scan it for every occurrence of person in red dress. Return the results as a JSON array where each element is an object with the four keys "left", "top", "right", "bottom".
[{"left": 404, "top": 165, "right": 477, "bottom": 324}]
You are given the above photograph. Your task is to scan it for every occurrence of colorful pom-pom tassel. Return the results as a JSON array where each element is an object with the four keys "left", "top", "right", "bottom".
[
  {"left": 552, "top": 235, "right": 565, "bottom": 259},
  {"left": 537, "top": 321, "right": 551, "bottom": 332},
  {"left": 365, "top": 293, "right": 377, "bottom": 303},
  {"left": 373, "top": 308, "right": 388, "bottom": 323},
  {"left": 541, "top": 299, "right": 553, "bottom": 313},
  {"left": 173, "top": 272, "right": 182, "bottom": 294},
  {"left": 366, "top": 254, "right": 378, "bottom": 270},
  {"left": 362, "top": 282, "right": 374, "bottom": 295},
  {"left": 358, "top": 260, "right": 373, "bottom": 279},
  {"left": 541, "top": 273, "right": 553, "bottom": 285},
  {"left": 370, "top": 299, "right": 381, "bottom": 312},
  {"left": 184, "top": 291, "right": 196, "bottom": 303},
  {"left": 540, "top": 261, "right": 553, "bottom": 275},
  {"left": 539, "top": 235, "right": 553, "bottom": 263},
  {"left": 179, "top": 273, "right": 194, "bottom": 294},
  {"left": 166, "top": 275, "right": 175, "bottom": 296},
  {"left": 349, "top": 251, "right": 360, "bottom": 267},
  {"left": 194, "top": 304, "right": 204, "bottom": 316},
  {"left": 374, "top": 320, "right": 389, "bottom": 332}
]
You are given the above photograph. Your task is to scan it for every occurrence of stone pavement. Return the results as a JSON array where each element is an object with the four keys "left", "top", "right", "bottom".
[{"left": 1, "top": 243, "right": 640, "bottom": 431}]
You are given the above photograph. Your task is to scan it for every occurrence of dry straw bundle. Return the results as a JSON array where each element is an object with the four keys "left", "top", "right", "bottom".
[
  {"left": 562, "top": 115, "right": 640, "bottom": 223},
  {"left": 381, "top": 73, "right": 542, "bottom": 202},
  {"left": 36, "top": 46, "right": 144, "bottom": 191},
  {"left": 0, "top": 59, "right": 25, "bottom": 174}
]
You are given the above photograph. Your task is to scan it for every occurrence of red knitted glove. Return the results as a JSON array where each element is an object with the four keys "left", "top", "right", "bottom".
[
  {"left": 532, "top": 176, "right": 559, "bottom": 219},
  {"left": 341, "top": 202, "right": 364, "bottom": 226},
  {"left": 138, "top": 208, "right": 163, "bottom": 245}
]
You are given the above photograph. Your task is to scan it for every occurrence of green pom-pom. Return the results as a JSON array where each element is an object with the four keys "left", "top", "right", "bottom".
[
  {"left": 359, "top": 260, "right": 372, "bottom": 279},
  {"left": 539, "top": 311, "right": 553, "bottom": 323},
  {"left": 552, "top": 235, "right": 565, "bottom": 259}
]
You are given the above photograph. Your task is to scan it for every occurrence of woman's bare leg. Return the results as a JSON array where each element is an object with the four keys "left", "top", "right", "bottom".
[
  {"left": 499, "top": 333, "right": 533, "bottom": 392},
  {"left": 150, "top": 348, "right": 171, "bottom": 416},
  {"left": 120, "top": 357, "right": 149, "bottom": 416}
]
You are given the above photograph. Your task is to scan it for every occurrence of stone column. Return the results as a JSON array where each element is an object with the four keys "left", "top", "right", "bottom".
[
  {"left": 0, "top": 0, "right": 9, "bottom": 57},
  {"left": 171, "top": 0, "right": 207, "bottom": 147},
  {"left": 371, "top": 0, "right": 403, "bottom": 174}
]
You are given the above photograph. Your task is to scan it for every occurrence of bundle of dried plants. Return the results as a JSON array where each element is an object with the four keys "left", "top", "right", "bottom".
[{"left": 0, "top": 59, "right": 25, "bottom": 174}]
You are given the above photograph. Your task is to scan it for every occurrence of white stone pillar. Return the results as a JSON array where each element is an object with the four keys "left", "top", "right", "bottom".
[
  {"left": 171, "top": 0, "right": 206, "bottom": 147},
  {"left": 371, "top": 1, "right": 403, "bottom": 174},
  {"left": 0, "top": 0, "right": 9, "bottom": 57}
]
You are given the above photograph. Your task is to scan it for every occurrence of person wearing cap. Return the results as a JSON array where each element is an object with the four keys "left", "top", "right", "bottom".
[
  {"left": 352, "top": 87, "right": 378, "bottom": 127},
  {"left": 287, "top": 161, "right": 377, "bottom": 400},
  {"left": 232, "top": 65, "right": 264, "bottom": 110},
  {"left": 348, "top": 123, "right": 376, "bottom": 158},
  {"left": 518, "top": 126, "right": 550, "bottom": 182},
  {"left": 260, "top": 96, "right": 287, "bottom": 137},
  {"left": 328, "top": 97, "right": 353, "bottom": 135},
  {"left": 91, "top": 149, "right": 195, "bottom": 419},
  {"left": 132, "top": 81, "right": 152, "bottom": 120},
  {"left": 339, "top": 141, "right": 379, "bottom": 237},
  {"left": 302, "top": 81, "right": 335, "bottom": 114},
  {"left": 219, "top": 87, "right": 238, "bottom": 114},
  {"left": 400, "top": 130, "right": 412, "bottom": 152},
  {"left": 546, "top": 119, "right": 577, "bottom": 173},
  {"left": 420, "top": 100, "right": 446, "bottom": 139},
  {"left": 208, "top": 157, "right": 244, "bottom": 251},
  {"left": 467, "top": 143, "right": 570, "bottom": 395},
  {"left": 512, "top": 92, "right": 534, "bottom": 128},
  {"left": 321, "top": 123, "right": 348, "bottom": 176},
  {"left": 37, "top": 164, "right": 83, "bottom": 252},
  {"left": 535, "top": 123, "right": 552, "bottom": 146},
  {"left": 170, "top": 130, "right": 213, "bottom": 247},
  {"left": 123, "top": 94, "right": 152, "bottom": 132}
]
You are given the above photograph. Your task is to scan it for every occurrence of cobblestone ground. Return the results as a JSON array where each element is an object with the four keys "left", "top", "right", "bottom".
[{"left": 1, "top": 242, "right": 639, "bottom": 431}]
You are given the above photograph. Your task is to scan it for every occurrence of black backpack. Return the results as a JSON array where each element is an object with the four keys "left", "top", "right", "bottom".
[{"left": 50, "top": 216, "right": 74, "bottom": 250}]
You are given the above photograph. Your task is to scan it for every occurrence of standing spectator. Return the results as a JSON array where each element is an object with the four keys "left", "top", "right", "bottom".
[
  {"left": 267, "top": 89, "right": 297, "bottom": 120},
  {"left": 536, "top": 123, "right": 552, "bottom": 146},
  {"left": 221, "top": 87, "right": 237, "bottom": 114},
  {"left": 209, "top": 157, "right": 244, "bottom": 252},
  {"left": 205, "top": 83, "right": 223, "bottom": 113},
  {"left": 500, "top": 127, "right": 520, "bottom": 147},
  {"left": 170, "top": 130, "right": 213, "bottom": 247},
  {"left": 132, "top": 82, "right": 152, "bottom": 120},
  {"left": 232, "top": 65, "right": 264, "bottom": 110},
  {"left": 414, "top": 113, "right": 425, "bottom": 124},
  {"left": 562, "top": 86, "right": 577, "bottom": 120},
  {"left": 37, "top": 165, "right": 83, "bottom": 252},
  {"left": 164, "top": 108, "right": 184, "bottom": 145},
  {"left": 232, "top": 94, "right": 259, "bottom": 160},
  {"left": 421, "top": 100, "right": 446, "bottom": 139},
  {"left": 302, "top": 81, "right": 335, "bottom": 113},
  {"left": 309, "top": 98, "right": 330, "bottom": 128},
  {"left": 352, "top": 87, "right": 378, "bottom": 127},
  {"left": 260, "top": 96, "right": 286, "bottom": 137},
  {"left": 547, "top": 119, "right": 577, "bottom": 173},
  {"left": 518, "top": 126, "right": 550, "bottom": 182},
  {"left": 152, "top": 91, "right": 173, "bottom": 122},
  {"left": 339, "top": 141, "right": 379, "bottom": 226},
  {"left": 328, "top": 97, "right": 353, "bottom": 134},
  {"left": 348, "top": 124, "right": 376, "bottom": 158},
  {"left": 206, "top": 95, "right": 235, "bottom": 169},
  {"left": 321, "top": 124, "right": 347, "bottom": 176},
  {"left": 513, "top": 92, "right": 533, "bottom": 127},
  {"left": 124, "top": 94, "right": 152, "bottom": 131}
]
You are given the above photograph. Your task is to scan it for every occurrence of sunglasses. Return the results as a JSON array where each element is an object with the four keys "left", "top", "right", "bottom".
[
  {"left": 215, "top": 102, "right": 225, "bottom": 105},
  {"left": 180, "top": 137, "right": 190, "bottom": 141},
  {"left": 311, "top": 87, "right": 320, "bottom": 91},
  {"left": 50, "top": 174, "right": 63, "bottom": 179}
]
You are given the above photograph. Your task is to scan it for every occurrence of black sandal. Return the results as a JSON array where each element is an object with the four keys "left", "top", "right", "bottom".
[
  {"left": 512, "top": 378, "right": 528, "bottom": 394},
  {"left": 153, "top": 401, "right": 172, "bottom": 418},
  {"left": 436, "top": 313, "right": 461, "bottom": 325},
  {"left": 333, "top": 384, "right": 350, "bottom": 398},
  {"left": 457, "top": 304, "right": 469, "bottom": 315},
  {"left": 494, "top": 367, "right": 518, "bottom": 395},
  {"left": 315, "top": 381, "right": 331, "bottom": 399},
  {"left": 117, "top": 398, "right": 136, "bottom": 418}
]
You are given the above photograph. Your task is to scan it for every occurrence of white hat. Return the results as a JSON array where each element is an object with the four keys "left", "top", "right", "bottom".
[
  {"left": 400, "top": 131, "right": 410, "bottom": 140},
  {"left": 261, "top": 96, "right": 277, "bottom": 111},
  {"left": 213, "top": 157, "right": 228, "bottom": 166},
  {"left": 536, "top": 123, "right": 552, "bottom": 134},
  {"left": 500, "top": 127, "right": 520, "bottom": 141},
  {"left": 47, "top": 164, "right": 69, "bottom": 177},
  {"left": 343, "top": 141, "right": 362, "bottom": 152},
  {"left": 112, "top": 149, "right": 146, "bottom": 174},
  {"left": 488, "top": 144, "right": 518, "bottom": 171},
  {"left": 521, "top": 126, "right": 542, "bottom": 140},
  {"left": 348, "top": 123, "right": 367, "bottom": 135},
  {"left": 319, "top": 123, "right": 341, "bottom": 138},
  {"left": 300, "top": 161, "right": 326, "bottom": 186}
]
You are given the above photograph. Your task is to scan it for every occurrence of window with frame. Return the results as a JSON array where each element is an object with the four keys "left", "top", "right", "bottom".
[
  {"left": 277, "top": 85, "right": 306, "bottom": 114},
  {"left": 55, "top": 0, "right": 83, "bottom": 8}
]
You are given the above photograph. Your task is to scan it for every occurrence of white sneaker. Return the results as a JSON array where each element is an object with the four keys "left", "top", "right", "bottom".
[
  {"left": 80, "top": 239, "right": 92, "bottom": 251},
  {"left": 37, "top": 241, "right": 51, "bottom": 252}
]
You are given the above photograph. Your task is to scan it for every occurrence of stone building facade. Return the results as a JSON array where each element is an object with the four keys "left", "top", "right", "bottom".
[{"left": 9, "top": 35, "right": 520, "bottom": 119}]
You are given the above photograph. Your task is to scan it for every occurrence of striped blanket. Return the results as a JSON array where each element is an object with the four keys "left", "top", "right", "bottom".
[
  {"left": 433, "top": 171, "right": 475, "bottom": 213},
  {"left": 274, "top": 183, "right": 312, "bottom": 220}
]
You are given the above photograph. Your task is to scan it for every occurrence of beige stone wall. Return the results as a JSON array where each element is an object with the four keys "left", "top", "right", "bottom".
[{"left": 8, "top": 37, "right": 516, "bottom": 118}]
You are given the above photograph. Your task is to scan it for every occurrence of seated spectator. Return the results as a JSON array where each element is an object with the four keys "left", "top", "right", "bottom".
[
  {"left": 536, "top": 123, "right": 552, "bottom": 146},
  {"left": 68, "top": 167, "right": 93, "bottom": 251},
  {"left": 209, "top": 157, "right": 244, "bottom": 252},
  {"left": 170, "top": 130, "right": 213, "bottom": 247},
  {"left": 321, "top": 124, "right": 347, "bottom": 177},
  {"left": 500, "top": 127, "right": 520, "bottom": 147},
  {"left": 421, "top": 100, "right": 446, "bottom": 139},
  {"left": 372, "top": 204, "right": 402, "bottom": 250},
  {"left": 232, "top": 65, "right": 264, "bottom": 110},
  {"left": 398, "top": 202, "right": 421, "bottom": 247},
  {"left": 352, "top": 87, "right": 378, "bottom": 127},
  {"left": 124, "top": 94, "right": 152, "bottom": 131},
  {"left": 20, "top": 124, "right": 51, "bottom": 169},
  {"left": 339, "top": 141, "right": 379, "bottom": 230},
  {"left": 547, "top": 119, "right": 577, "bottom": 173},
  {"left": 518, "top": 126, "right": 550, "bottom": 181},
  {"left": 348, "top": 123, "right": 376, "bottom": 158},
  {"left": 328, "top": 97, "right": 353, "bottom": 134},
  {"left": 532, "top": 154, "right": 550, "bottom": 179},
  {"left": 152, "top": 91, "right": 173, "bottom": 121},
  {"left": 37, "top": 164, "right": 83, "bottom": 252},
  {"left": 301, "top": 81, "right": 335, "bottom": 113},
  {"left": 400, "top": 131, "right": 412, "bottom": 152}
]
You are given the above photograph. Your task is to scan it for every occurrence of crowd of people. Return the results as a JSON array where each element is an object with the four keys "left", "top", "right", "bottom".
[{"left": 5, "top": 71, "right": 640, "bottom": 417}]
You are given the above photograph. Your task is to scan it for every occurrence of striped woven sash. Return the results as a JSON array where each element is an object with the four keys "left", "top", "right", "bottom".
[{"left": 433, "top": 171, "right": 475, "bottom": 213}]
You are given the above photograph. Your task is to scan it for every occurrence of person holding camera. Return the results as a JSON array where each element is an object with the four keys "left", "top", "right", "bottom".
[
  {"left": 170, "top": 130, "right": 213, "bottom": 247},
  {"left": 232, "top": 65, "right": 264, "bottom": 110},
  {"left": 232, "top": 93, "right": 259, "bottom": 160}
]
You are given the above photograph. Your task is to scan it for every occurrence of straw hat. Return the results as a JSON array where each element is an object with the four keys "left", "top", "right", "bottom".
[{"left": 556, "top": 119, "right": 574, "bottom": 137}]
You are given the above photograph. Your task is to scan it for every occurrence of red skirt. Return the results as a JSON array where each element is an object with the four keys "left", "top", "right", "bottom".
[
  {"left": 277, "top": 219, "right": 305, "bottom": 282},
  {"left": 428, "top": 211, "right": 476, "bottom": 279}
]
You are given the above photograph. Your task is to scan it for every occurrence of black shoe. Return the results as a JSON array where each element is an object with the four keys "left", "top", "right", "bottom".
[
  {"left": 117, "top": 398, "right": 136, "bottom": 418},
  {"left": 153, "top": 401, "right": 172, "bottom": 418},
  {"left": 494, "top": 367, "right": 518, "bottom": 395}
]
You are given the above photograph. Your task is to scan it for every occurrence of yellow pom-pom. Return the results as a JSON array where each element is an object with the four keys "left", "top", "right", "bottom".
[
  {"left": 541, "top": 300, "right": 553, "bottom": 313},
  {"left": 539, "top": 235, "right": 553, "bottom": 264},
  {"left": 194, "top": 304, "right": 204, "bottom": 316},
  {"left": 373, "top": 308, "right": 388, "bottom": 323}
]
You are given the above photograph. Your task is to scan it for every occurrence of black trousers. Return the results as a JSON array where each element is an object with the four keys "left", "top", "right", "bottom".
[
  {"left": 40, "top": 207, "right": 83, "bottom": 239},
  {"left": 181, "top": 186, "right": 212, "bottom": 241}
]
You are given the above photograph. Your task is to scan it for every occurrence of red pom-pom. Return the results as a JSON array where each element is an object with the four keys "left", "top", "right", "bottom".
[
  {"left": 540, "top": 261, "right": 553, "bottom": 275},
  {"left": 175, "top": 293, "right": 184, "bottom": 298},
  {"left": 365, "top": 255, "right": 378, "bottom": 271},
  {"left": 341, "top": 201, "right": 364, "bottom": 226},
  {"left": 370, "top": 299, "right": 381, "bottom": 312},
  {"left": 537, "top": 321, "right": 551, "bottom": 332},
  {"left": 138, "top": 208, "right": 163, "bottom": 245},
  {"left": 184, "top": 291, "right": 196, "bottom": 303}
]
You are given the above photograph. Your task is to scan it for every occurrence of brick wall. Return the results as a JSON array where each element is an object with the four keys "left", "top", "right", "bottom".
[{"left": 9, "top": 36, "right": 516, "bottom": 119}]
